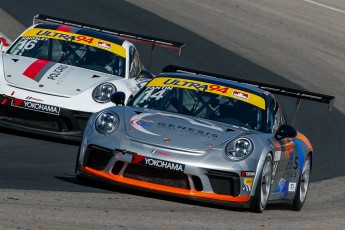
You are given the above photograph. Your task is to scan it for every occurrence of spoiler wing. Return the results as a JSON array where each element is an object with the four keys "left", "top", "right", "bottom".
[
  {"left": 33, "top": 14, "right": 185, "bottom": 54},
  {"left": 162, "top": 65, "right": 335, "bottom": 111}
]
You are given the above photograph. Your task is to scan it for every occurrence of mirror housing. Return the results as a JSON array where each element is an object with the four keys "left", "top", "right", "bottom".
[
  {"left": 275, "top": 124, "right": 297, "bottom": 139},
  {"left": 110, "top": 92, "right": 126, "bottom": 106}
]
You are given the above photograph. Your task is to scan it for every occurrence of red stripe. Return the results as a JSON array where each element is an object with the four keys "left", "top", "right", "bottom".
[
  {"left": 23, "top": 59, "right": 50, "bottom": 79},
  {"left": 56, "top": 25, "right": 74, "bottom": 32}
]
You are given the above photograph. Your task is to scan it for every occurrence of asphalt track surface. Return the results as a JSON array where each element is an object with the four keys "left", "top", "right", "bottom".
[{"left": 0, "top": 0, "right": 345, "bottom": 229}]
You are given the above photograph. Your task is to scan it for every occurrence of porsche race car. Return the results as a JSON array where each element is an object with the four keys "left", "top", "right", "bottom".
[
  {"left": 0, "top": 15, "right": 184, "bottom": 140},
  {"left": 75, "top": 65, "right": 334, "bottom": 212}
]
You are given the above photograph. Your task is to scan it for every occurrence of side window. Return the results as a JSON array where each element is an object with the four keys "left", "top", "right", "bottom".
[
  {"left": 269, "top": 99, "right": 285, "bottom": 133},
  {"left": 129, "top": 46, "right": 142, "bottom": 78}
]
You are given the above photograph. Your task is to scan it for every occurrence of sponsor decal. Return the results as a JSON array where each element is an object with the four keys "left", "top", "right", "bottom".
[
  {"left": 135, "top": 156, "right": 184, "bottom": 172},
  {"left": 274, "top": 151, "right": 282, "bottom": 161},
  {"left": 152, "top": 150, "right": 171, "bottom": 157},
  {"left": 242, "top": 178, "right": 253, "bottom": 192},
  {"left": 48, "top": 65, "right": 68, "bottom": 80},
  {"left": 232, "top": 91, "right": 249, "bottom": 100},
  {"left": 241, "top": 171, "right": 256, "bottom": 177},
  {"left": 26, "top": 96, "right": 43, "bottom": 103},
  {"left": 130, "top": 119, "right": 154, "bottom": 126},
  {"left": 97, "top": 41, "right": 112, "bottom": 50},
  {"left": 21, "top": 28, "right": 126, "bottom": 58},
  {"left": 288, "top": 182, "right": 297, "bottom": 192},
  {"left": 157, "top": 122, "right": 219, "bottom": 139},
  {"left": 146, "top": 77, "right": 265, "bottom": 109},
  {"left": 129, "top": 112, "right": 222, "bottom": 137},
  {"left": 262, "top": 91, "right": 270, "bottom": 96},
  {"left": 11, "top": 99, "right": 60, "bottom": 115}
]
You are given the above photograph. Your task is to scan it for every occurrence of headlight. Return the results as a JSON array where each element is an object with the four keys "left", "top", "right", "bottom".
[
  {"left": 95, "top": 111, "right": 119, "bottom": 134},
  {"left": 225, "top": 138, "right": 253, "bottom": 161},
  {"left": 92, "top": 83, "right": 116, "bottom": 103}
]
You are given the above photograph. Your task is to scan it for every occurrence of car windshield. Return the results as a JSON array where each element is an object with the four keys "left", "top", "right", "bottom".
[
  {"left": 7, "top": 37, "right": 126, "bottom": 77},
  {"left": 129, "top": 77, "right": 266, "bottom": 131}
]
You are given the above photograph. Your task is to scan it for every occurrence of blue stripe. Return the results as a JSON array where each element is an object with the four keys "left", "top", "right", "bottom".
[{"left": 294, "top": 138, "right": 305, "bottom": 174}]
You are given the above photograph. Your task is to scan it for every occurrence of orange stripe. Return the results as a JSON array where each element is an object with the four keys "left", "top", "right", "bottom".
[
  {"left": 296, "top": 132, "right": 313, "bottom": 152},
  {"left": 82, "top": 166, "right": 251, "bottom": 203}
]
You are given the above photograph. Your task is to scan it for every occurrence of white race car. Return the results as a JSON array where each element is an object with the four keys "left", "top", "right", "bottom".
[{"left": 0, "top": 14, "right": 184, "bottom": 140}]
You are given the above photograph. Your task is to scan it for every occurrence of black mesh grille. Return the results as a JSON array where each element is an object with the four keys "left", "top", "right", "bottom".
[
  {"left": 123, "top": 164, "right": 190, "bottom": 190},
  {"left": 1, "top": 106, "right": 62, "bottom": 131},
  {"left": 0, "top": 105, "right": 91, "bottom": 132},
  {"left": 84, "top": 146, "right": 113, "bottom": 170},
  {"left": 207, "top": 170, "right": 240, "bottom": 196}
]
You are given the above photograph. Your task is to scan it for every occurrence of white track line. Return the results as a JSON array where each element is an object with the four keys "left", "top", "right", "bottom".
[{"left": 305, "top": 0, "right": 345, "bottom": 14}]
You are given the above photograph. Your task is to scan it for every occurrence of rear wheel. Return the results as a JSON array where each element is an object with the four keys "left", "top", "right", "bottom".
[
  {"left": 291, "top": 154, "right": 311, "bottom": 211},
  {"left": 251, "top": 154, "right": 273, "bottom": 213}
]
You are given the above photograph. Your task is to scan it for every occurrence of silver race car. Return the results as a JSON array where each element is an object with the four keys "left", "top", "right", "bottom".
[
  {"left": 0, "top": 14, "right": 184, "bottom": 140},
  {"left": 76, "top": 65, "right": 334, "bottom": 212}
]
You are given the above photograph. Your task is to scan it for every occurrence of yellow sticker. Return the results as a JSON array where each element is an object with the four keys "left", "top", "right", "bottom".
[
  {"left": 147, "top": 77, "right": 266, "bottom": 109},
  {"left": 243, "top": 177, "right": 253, "bottom": 192},
  {"left": 22, "top": 28, "right": 126, "bottom": 58}
]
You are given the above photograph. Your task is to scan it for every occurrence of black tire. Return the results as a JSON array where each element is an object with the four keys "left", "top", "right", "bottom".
[
  {"left": 291, "top": 154, "right": 312, "bottom": 211},
  {"left": 251, "top": 154, "right": 273, "bottom": 213}
]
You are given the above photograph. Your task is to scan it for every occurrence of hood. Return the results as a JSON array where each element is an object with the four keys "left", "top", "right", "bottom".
[
  {"left": 3, "top": 54, "right": 122, "bottom": 96},
  {"left": 124, "top": 107, "right": 245, "bottom": 152}
]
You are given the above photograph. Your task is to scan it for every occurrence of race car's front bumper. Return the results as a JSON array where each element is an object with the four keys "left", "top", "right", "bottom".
[
  {"left": 76, "top": 144, "right": 253, "bottom": 207},
  {"left": 0, "top": 95, "right": 92, "bottom": 140}
]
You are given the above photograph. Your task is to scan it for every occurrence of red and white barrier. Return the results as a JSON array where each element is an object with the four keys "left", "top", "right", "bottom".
[{"left": 0, "top": 32, "right": 12, "bottom": 51}]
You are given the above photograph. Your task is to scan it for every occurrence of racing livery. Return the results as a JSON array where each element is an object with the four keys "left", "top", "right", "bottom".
[
  {"left": 0, "top": 15, "right": 184, "bottom": 140},
  {"left": 76, "top": 66, "right": 333, "bottom": 212}
]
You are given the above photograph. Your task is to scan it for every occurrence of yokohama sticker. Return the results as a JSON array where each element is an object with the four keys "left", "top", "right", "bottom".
[
  {"left": 137, "top": 157, "right": 185, "bottom": 172},
  {"left": 11, "top": 99, "right": 60, "bottom": 115}
]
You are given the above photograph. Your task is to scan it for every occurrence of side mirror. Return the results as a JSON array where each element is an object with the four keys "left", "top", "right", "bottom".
[
  {"left": 275, "top": 124, "right": 297, "bottom": 139},
  {"left": 110, "top": 92, "right": 126, "bottom": 106},
  {"left": 135, "top": 70, "right": 154, "bottom": 82}
]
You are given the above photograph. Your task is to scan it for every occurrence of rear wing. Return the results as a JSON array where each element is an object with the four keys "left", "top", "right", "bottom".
[
  {"left": 162, "top": 65, "right": 335, "bottom": 111},
  {"left": 33, "top": 14, "right": 185, "bottom": 54}
]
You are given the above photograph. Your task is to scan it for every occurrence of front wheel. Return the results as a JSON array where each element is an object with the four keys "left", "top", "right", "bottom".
[
  {"left": 291, "top": 154, "right": 312, "bottom": 211},
  {"left": 251, "top": 154, "right": 273, "bottom": 213}
]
